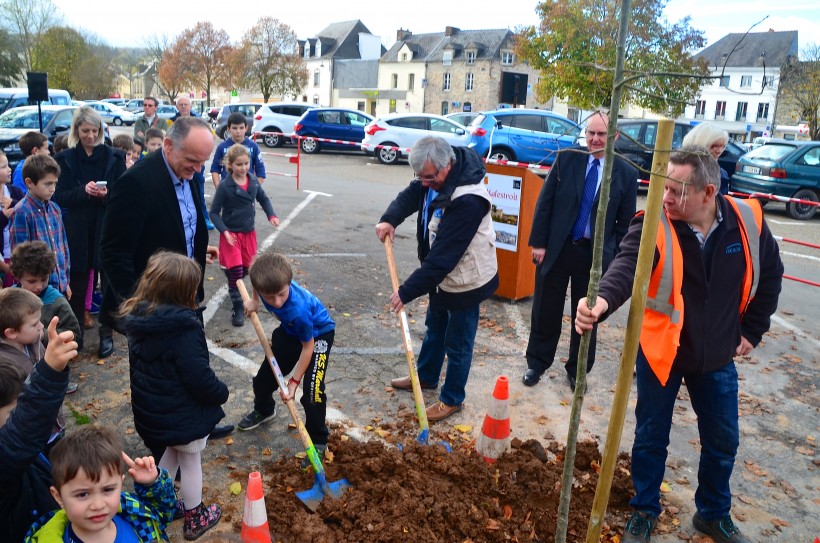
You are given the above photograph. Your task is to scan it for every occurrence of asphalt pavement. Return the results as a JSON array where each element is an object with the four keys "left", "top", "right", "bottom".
[{"left": 74, "top": 128, "right": 818, "bottom": 541}]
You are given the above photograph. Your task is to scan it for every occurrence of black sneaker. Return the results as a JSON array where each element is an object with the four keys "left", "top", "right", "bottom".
[
  {"left": 623, "top": 511, "right": 657, "bottom": 542},
  {"left": 693, "top": 512, "right": 751, "bottom": 543},
  {"left": 237, "top": 409, "right": 276, "bottom": 431}
]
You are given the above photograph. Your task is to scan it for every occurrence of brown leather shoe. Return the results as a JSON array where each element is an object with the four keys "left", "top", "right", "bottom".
[
  {"left": 425, "top": 401, "right": 462, "bottom": 423},
  {"left": 390, "top": 375, "right": 436, "bottom": 390}
]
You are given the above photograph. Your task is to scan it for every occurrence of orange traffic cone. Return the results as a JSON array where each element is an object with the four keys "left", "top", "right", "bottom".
[
  {"left": 475, "top": 375, "right": 511, "bottom": 463},
  {"left": 240, "top": 472, "right": 271, "bottom": 543}
]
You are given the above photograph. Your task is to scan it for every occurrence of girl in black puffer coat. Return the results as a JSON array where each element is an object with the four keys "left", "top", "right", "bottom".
[{"left": 121, "top": 251, "right": 227, "bottom": 541}]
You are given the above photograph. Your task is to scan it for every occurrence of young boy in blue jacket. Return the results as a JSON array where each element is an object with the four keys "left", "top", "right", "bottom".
[{"left": 237, "top": 251, "right": 335, "bottom": 463}]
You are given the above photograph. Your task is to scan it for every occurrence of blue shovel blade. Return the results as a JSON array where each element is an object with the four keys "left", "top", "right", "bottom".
[{"left": 295, "top": 471, "right": 351, "bottom": 513}]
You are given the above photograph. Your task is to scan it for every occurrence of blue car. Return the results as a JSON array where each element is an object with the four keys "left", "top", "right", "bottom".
[
  {"left": 731, "top": 141, "right": 820, "bottom": 220},
  {"left": 468, "top": 108, "right": 582, "bottom": 165},
  {"left": 294, "top": 108, "right": 374, "bottom": 154}
]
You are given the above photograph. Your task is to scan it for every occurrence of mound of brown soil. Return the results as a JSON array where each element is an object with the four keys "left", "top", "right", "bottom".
[{"left": 231, "top": 433, "right": 634, "bottom": 543}]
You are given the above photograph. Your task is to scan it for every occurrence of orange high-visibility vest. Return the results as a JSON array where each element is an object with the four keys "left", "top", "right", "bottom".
[{"left": 639, "top": 197, "right": 763, "bottom": 385}]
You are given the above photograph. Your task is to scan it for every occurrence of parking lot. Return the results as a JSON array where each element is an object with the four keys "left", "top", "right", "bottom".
[{"left": 73, "top": 127, "right": 819, "bottom": 540}]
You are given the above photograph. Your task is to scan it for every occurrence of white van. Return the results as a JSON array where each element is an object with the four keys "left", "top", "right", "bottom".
[{"left": 0, "top": 88, "right": 72, "bottom": 115}]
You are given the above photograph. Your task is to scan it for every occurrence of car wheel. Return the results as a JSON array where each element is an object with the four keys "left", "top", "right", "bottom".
[
  {"left": 219, "top": 127, "right": 229, "bottom": 140},
  {"left": 488, "top": 148, "right": 516, "bottom": 162},
  {"left": 377, "top": 143, "right": 400, "bottom": 165},
  {"left": 113, "top": 117, "right": 123, "bottom": 126},
  {"left": 300, "top": 137, "right": 320, "bottom": 154},
  {"left": 786, "top": 188, "right": 818, "bottom": 220},
  {"left": 263, "top": 128, "right": 283, "bottom": 148}
]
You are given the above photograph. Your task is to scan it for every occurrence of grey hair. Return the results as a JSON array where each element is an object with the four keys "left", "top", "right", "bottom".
[
  {"left": 669, "top": 145, "right": 720, "bottom": 191},
  {"left": 409, "top": 136, "right": 455, "bottom": 173},
  {"left": 68, "top": 106, "right": 105, "bottom": 148},
  {"left": 175, "top": 96, "right": 191, "bottom": 106},
  {"left": 682, "top": 122, "right": 728, "bottom": 149},
  {"left": 166, "top": 115, "right": 211, "bottom": 148}
]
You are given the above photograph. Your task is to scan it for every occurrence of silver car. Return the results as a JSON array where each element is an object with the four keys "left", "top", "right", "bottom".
[{"left": 84, "top": 101, "right": 137, "bottom": 126}]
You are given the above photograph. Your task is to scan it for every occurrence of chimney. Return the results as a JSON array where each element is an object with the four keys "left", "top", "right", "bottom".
[
  {"left": 445, "top": 26, "right": 460, "bottom": 37},
  {"left": 397, "top": 28, "right": 412, "bottom": 41}
]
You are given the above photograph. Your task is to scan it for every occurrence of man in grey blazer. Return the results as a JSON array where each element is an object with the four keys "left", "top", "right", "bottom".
[{"left": 524, "top": 111, "right": 637, "bottom": 391}]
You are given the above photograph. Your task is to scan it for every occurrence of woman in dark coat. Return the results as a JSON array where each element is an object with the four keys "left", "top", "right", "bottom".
[{"left": 54, "top": 106, "right": 126, "bottom": 356}]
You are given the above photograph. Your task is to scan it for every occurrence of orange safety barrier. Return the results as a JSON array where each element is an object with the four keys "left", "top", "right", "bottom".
[{"left": 240, "top": 471, "right": 272, "bottom": 542}]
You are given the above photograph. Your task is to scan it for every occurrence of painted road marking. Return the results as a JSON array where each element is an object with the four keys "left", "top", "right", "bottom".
[{"left": 203, "top": 190, "right": 331, "bottom": 326}]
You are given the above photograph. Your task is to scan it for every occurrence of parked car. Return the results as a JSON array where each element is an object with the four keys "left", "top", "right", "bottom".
[
  {"left": 214, "top": 102, "right": 261, "bottom": 140},
  {"left": 252, "top": 102, "right": 318, "bottom": 148},
  {"left": 468, "top": 108, "right": 581, "bottom": 165},
  {"left": 718, "top": 139, "right": 749, "bottom": 179},
  {"left": 0, "top": 87, "right": 72, "bottom": 115},
  {"left": 731, "top": 141, "right": 820, "bottom": 220},
  {"left": 293, "top": 108, "right": 374, "bottom": 154},
  {"left": 361, "top": 113, "right": 471, "bottom": 165},
  {"left": 0, "top": 105, "right": 110, "bottom": 168},
  {"left": 156, "top": 104, "right": 178, "bottom": 120},
  {"left": 102, "top": 98, "right": 127, "bottom": 107},
  {"left": 446, "top": 111, "right": 480, "bottom": 127},
  {"left": 84, "top": 101, "right": 137, "bottom": 126}
]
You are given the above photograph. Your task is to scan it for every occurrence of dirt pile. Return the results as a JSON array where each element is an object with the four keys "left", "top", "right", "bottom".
[{"left": 225, "top": 433, "right": 635, "bottom": 543}]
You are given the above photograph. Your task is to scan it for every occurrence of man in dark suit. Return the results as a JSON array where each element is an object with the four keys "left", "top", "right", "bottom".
[
  {"left": 524, "top": 111, "right": 637, "bottom": 391},
  {"left": 99, "top": 115, "right": 232, "bottom": 441}
]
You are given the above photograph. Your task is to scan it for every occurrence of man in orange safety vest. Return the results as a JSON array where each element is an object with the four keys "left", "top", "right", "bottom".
[{"left": 575, "top": 146, "right": 783, "bottom": 543}]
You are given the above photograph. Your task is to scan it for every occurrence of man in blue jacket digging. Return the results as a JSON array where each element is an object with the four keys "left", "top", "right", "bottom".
[{"left": 375, "top": 136, "right": 498, "bottom": 423}]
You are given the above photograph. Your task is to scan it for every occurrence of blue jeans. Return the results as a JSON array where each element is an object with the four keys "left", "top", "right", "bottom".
[
  {"left": 631, "top": 348, "right": 739, "bottom": 519},
  {"left": 416, "top": 304, "right": 480, "bottom": 406}
]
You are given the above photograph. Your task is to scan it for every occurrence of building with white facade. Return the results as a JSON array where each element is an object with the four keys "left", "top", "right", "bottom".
[
  {"left": 299, "top": 20, "right": 384, "bottom": 108},
  {"left": 681, "top": 30, "right": 798, "bottom": 143}
]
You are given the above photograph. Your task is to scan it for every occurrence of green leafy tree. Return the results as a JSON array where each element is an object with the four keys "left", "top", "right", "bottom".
[
  {"left": 175, "top": 22, "right": 233, "bottom": 106},
  {"left": 237, "top": 16, "right": 306, "bottom": 102},
  {"left": 779, "top": 43, "right": 820, "bottom": 141},
  {"left": 71, "top": 35, "right": 119, "bottom": 100},
  {"left": 0, "top": 28, "right": 23, "bottom": 85},
  {"left": 0, "top": 0, "right": 61, "bottom": 72},
  {"left": 517, "top": 0, "right": 709, "bottom": 115},
  {"left": 31, "top": 26, "right": 86, "bottom": 95}
]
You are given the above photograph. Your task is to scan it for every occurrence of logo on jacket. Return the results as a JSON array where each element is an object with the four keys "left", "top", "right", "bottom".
[{"left": 725, "top": 242, "right": 742, "bottom": 255}]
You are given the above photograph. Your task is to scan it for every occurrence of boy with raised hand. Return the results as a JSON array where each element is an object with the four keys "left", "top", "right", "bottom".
[
  {"left": 9, "top": 154, "right": 71, "bottom": 297},
  {"left": 237, "top": 252, "right": 334, "bottom": 465},
  {"left": 25, "top": 424, "right": 177, "bottom": 542},
  {"left": 210, "top": 112, "right": 266, "bottom": 189},
  {"left": 11, "top": 240, "right": 82, "bottom": 350},
  {"left": 0, "top": 316, "right": 77, "bottom": 543}
]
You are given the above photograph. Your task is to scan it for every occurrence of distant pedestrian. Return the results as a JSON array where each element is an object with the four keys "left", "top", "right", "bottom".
[
  {"left": 210, "top": 112, "right": 266, "bottom": 188},
  {"left": 120, "top": 251, "right": 227, "bottom": 540},
  {"left": 0, "top": 150, "right": 22, "bottom": 287},
  {"left": 209, "top": 144, "right": 278, "bottom": 326},
  {"left": 133, "top": 96, "right": 171, "bottom": 143},
  {"left": 682, "top": 122, "right": 731, "bottom": 195}
]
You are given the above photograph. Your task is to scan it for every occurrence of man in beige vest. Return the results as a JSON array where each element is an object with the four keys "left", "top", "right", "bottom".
[{"left": 375, "top": 137, "right": 498, "bottom": 422}]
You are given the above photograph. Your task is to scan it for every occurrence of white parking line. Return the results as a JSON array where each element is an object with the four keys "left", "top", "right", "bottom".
[
  {"left": 203, "top": 190, "right": 331, "bottom": 326},
  {"left": 781, "top": 250, "right": 820, "bottom": 263},
  {"left": 771, "top": 314, "right": 820, "bottom": 349}
]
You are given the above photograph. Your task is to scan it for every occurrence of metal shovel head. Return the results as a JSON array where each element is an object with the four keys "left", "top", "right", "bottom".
[{"left": 295, "top": 471, "right": 352, "bottom": 513}]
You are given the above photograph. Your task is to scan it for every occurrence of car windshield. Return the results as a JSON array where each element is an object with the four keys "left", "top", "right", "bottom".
[
  {"left": 745, "top": 143, "right": 796, "bottom": 161},
  {"left": 0, "top": 98, "right": 10, "bottom": 111},
  {"left": 0, "top": 109, "right": 56, "bottom": 129}
]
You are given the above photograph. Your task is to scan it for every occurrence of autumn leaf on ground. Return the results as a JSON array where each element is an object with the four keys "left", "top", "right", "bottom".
[
  {"left": 485, "top": 519, "right": 501, "bottom": 530},
  {"left": 771, "top": 518, "right": 790, "bottom": 528},
  {"left": 229, "top": 482, "right": 242, "bottom": 495},
  {"left": 660, "top": 482, "right": 672, "bottom": 493},
  {"left": 503, "top": 505, "right": 513, "bottom": 519},
  {"left": 294, "top": 451, "right": 307, "bottom": 459},
  {"left": 453, "top": 424, "right": 473, "bottom": 433},
  {"left": 262, "top": 447, "right": 272, "bottom": 456}
]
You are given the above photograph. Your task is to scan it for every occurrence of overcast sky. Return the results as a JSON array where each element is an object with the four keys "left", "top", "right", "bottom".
[{"left": 53, "top": 0, "right": 820, "bottom": 53}]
